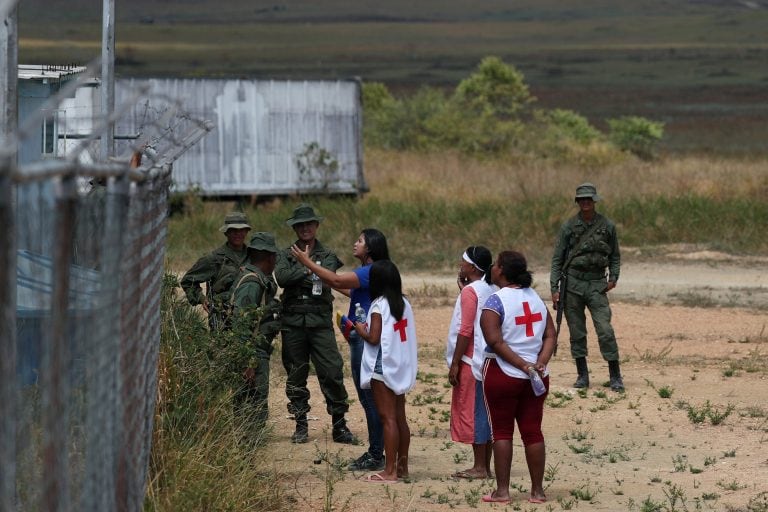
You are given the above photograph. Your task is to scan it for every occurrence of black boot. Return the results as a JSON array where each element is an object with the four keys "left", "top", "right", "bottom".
[
  {"left": 608, "top": 360, "right": 625, "bottom": 392},
  {"left": 291, "top": 414, "right": 309, "bottom": 444},
  {"left": 573, "top": 357, "right": 590, "bottom": 388},
  {"left": 331, "top": 415, "right": 358, "bottom": 445}
]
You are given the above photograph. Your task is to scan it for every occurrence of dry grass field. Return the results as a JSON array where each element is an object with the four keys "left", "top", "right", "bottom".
[
  {"left": 156, "top": 144, "right": 768, "bottom": 510},
  {"left": 260, "top": 262, "right": 768, "bottom": 511},
  {"left": 156, "top": 246, "right": 768, "bottom": 511},
  {"left": 364, "top": 150, "right": 768, "bottom": 204}
]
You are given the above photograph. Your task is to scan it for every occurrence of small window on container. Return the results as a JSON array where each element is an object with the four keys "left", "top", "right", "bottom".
[{"left": 42, "top": 110, "right": 59, "bottom": 157}]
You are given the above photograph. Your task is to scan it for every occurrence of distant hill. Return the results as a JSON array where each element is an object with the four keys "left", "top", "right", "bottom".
[
  {"left": 16, "top": 0, "right": 768, "bottom": 154},
  {"left": 18, "top": 0, "right": 768, "bottom": 24}
]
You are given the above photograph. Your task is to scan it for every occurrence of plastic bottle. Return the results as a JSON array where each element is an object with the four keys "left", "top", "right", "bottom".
[
  {"left": 311, "top": 261, "right": 323, "bottom": 296},
  {"left": 354, "top": 303, "right": 366, "bottom": 324},
  {"left": 528, "top": 367, "right": 546, "bottom": 397}
]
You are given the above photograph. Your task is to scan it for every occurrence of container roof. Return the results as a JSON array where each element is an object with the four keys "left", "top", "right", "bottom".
[{"left": 18, "top": 64, "right": 88, "bottom": 81}]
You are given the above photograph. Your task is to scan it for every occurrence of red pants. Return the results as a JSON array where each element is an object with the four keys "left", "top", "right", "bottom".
[{"left": 482, "top": 359, "right": 548, "bottom": 444}]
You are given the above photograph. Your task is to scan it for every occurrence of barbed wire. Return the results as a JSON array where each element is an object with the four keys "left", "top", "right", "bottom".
[{"left": 2, "top": 54, "right": 212, "bottom": 511}]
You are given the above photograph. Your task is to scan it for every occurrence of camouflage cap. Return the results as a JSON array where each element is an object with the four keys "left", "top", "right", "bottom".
[
  {"left": 219, "top": 211, "right": 252, "bottom": 233},
  {"left": 247, "top": 232, "right": 278, "bottom": 253},
  {"left": 574, "top": 182, "right": 600, "bottom": 202},
  {"left": 286, "top": 203, "right": 324, "bottom": 227}
]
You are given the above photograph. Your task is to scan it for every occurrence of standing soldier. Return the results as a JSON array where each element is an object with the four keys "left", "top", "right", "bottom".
[
  {"left": 550, "top": 183, "right": 624, "bottom": 391},
  {"left": 275, "top": 203, "right": 356, "bottom": 444},
  {"left": 231, "top": 232, "right": 281, "bottom": 432},
  {"left": 180, "top": 211, "right": 251, "bottom": 331}
]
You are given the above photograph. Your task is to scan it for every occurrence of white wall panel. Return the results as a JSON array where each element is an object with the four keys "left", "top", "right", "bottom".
[{"left": 116, "top": 78, "right": 365, "bottom": 196}]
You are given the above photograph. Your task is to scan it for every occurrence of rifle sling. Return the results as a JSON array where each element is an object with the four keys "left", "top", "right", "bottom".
[{"left": 560, "top": 216, "right": 608, "bottom": 275}]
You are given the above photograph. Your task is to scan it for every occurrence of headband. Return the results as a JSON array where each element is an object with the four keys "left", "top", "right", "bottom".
[{"left": 462, "top": 250, "right": 485, "bottom": 273}]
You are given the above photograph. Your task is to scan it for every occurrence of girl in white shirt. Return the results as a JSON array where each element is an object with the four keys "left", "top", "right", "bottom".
[{"left": 355, "top": 260, "right": 418, "bottom": 482}]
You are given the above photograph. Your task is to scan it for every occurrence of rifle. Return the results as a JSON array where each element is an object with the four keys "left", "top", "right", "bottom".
[
  {"left": 205, "top": 279, "right": 221, "bottom": 331},
  {"left": 553, "top": 244, "right": 570, "bottom": 356},
  {"left": 554, "top": 271, "right": 567, "bottom": 356}
]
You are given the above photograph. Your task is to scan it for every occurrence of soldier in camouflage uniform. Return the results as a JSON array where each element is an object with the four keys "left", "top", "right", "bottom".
[
  {"left": 231, "top": 232, "right": 281, "bottom": 431},
  {"left": 550, "top": 183, "right": 624, "bottom": 391},
  {"left": 275, "top": 204, "right": 356, "bottom": 444},
  {"left": 180, "top": 212, "right": 251, "bottom": 331}
]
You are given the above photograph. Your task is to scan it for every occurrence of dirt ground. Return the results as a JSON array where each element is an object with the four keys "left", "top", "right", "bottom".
[{"left": 262, "top": 255, "right": 768, "bottom": 511}]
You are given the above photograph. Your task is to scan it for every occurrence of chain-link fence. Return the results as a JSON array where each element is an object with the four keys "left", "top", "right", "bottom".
[{"left": 0, "top": 65, "right": 211, "bottom": 510}]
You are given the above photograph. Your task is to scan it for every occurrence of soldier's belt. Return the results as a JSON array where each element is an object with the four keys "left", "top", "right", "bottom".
[
  {"left": 284, "top": 303, "right": 330, "bottom": 314},
  {"left": 567, "top": 269, "right": 606, "bottom": 281}
]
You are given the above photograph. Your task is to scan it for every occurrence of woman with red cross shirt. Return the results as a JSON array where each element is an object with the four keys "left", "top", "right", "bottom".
[
  {"left": 354, "top": 259, "right": 418, "bottom": 483},
  {"left": 479, "top": 250, "right": 557, "bottom": 505}
]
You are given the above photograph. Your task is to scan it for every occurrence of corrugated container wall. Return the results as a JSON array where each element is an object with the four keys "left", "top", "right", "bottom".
[{"left": 115, "top": 78, "right": 366, "bottom": 196}]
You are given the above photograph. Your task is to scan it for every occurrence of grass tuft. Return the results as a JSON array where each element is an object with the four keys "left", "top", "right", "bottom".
[{"left": 146, "top": 275, "right": 283, "bottom": 511}]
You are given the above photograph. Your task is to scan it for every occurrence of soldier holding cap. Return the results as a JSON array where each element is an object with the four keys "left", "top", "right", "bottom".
[
  {"left": 550, "top": 183, "right": 624, "bottom": 391},
  {"left": 231, "top": 232, "right": 281, "bottom": 431},
  {"left": 275, "top": 203, "right": 356, "bottom": 445},
  {"left": 180, "top": 211, "right": 251, "bottom": 331}
]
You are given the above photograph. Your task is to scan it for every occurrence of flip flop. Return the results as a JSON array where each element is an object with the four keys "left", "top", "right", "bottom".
[
  {"left": 482, "top": 494, "right": 511, "bottom": 503},
  {"left": 451, "top": 470, "right": 478, "bottom": 479},
  {"left": 362, "top": 473, "right": 398, "bottom": 483},
  {"left": 528, "top": 497, "right": 547, "bottom": 504}
]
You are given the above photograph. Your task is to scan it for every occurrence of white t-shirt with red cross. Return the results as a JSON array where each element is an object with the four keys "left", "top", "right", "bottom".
[
  {"left": 482, "top": 287, "right": 550, "bottom": 380},
  {"left": 361, "top": 296, "right": 418, "bottom": 395}
]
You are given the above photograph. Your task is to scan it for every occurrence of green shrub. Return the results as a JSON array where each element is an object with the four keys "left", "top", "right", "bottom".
[
  {"left": 363, "top": 84, "right": 450, "bottom": 151},
  {"left": 361, "top": 82, "right": 402, "bottom": 149},
  {"left": 448, "top": 56, "right": 533, "bottom": 155},
  {"left": 454, "top": 56, "right": 533, "bottom": 119},
  {"left": 607, "top": 115, "right": 664, "bottom": 160},
  {"left": 362, "top": 57, "right": 534, "bottom": 155},
  {"left": 363, "top": 59, "right": 668, "bottom": 162},
  {"left": 435, "top": 100, "right": 525, "bottom": 155},
  {"left": 147, "top": 274, "right": 282, "bottom": 511},
  {"left": 397, "top": 86, "right": 451, "bottom": 151},
  {"left": 525, "top": 108, "right": 624, "bottom": 166},
  {"left": 536, "top": 108, "right": 602, "bottom": 144},
  {"left": 361, "top": 81, "right": 393, "bottom": 111}
]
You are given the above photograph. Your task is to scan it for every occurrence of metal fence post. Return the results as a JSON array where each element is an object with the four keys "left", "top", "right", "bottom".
[
  {"left": 0, "top": 3, "right": 19, "bottom": 511},
  {"left": 100, "top": 0, "right": 115, "bottom": 162}
]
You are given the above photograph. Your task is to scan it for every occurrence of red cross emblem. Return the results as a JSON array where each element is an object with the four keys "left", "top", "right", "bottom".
[
  {"left": 515, "top": 301, "right": 543, "bottom": 337},
  {"left": 393, "top": 318, "right": 408, "bottom": 342}
]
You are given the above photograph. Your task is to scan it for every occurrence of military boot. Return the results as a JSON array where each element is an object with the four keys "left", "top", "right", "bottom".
[
  {"left": 573, "top": 357, "right": 590, "bottom": 388},
  {"left": 291, "top": 414, "right": 309, "bottom": 444},
  {"left": 331, "top": 415, "right": 358, "bottom": 445},
  {"left": 608, "top": 360, "right": 625, "bottom": 392}
]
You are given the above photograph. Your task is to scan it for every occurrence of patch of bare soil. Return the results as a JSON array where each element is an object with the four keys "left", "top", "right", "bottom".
[{"left": 262, "top": 260, "right": 768, "bottom": 511}]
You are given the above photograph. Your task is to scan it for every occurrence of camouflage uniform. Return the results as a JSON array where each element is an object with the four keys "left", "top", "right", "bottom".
[
  {"left": 276, "top": 240, "right": 349, "bottom": 419},
  {"left": 276, "top": 203, "right": 355, "bottom": 444},
  {"left": 550, "top": 183, "right": 624, "bottom": 391},
  {"left": 232, "top": 261, "right": 280, "bottom": 428},
  {"left": 180, "top": 244, "right": 248, "bottom": 330},
  {"left": 550, "top": 212, "right": 620, "bottom": 359},
  {"left": 180, "top": 212, "right": 251, "bottom": 331}
]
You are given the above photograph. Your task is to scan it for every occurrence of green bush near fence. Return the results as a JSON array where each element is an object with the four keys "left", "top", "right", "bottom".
[{"left": 146, "top": 274, "right": 282, "bottom": 511}]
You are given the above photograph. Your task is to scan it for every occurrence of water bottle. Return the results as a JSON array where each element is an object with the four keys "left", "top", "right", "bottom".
[
  {"left": 311, "top": 261, "right": 323, "bottom": 296},
  {"left": 354, "top": 303, "right": 366, "bottom": 324},
  {"left": 528, "top": 367, "right": 547, "bottom": 397}
]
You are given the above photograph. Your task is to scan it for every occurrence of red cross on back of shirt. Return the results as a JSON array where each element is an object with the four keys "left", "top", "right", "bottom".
[
  {"left": 515, "top": 301, "right": 543, "bottom": 337},
  {"left": 394, "top": 318, "right": 408, "bottom": 342}
]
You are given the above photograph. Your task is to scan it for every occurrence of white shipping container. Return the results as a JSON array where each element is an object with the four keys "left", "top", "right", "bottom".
[{"left": 115, "top": 78, "right": 366, "bottom": 196}]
